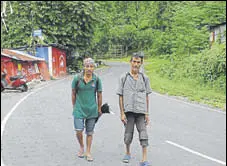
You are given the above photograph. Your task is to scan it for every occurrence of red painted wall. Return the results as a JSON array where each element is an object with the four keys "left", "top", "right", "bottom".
[
  {"left": 52, "top": 47, "right": 66, "bottom": 78},
  {"left": 37, "top": 61, "right": 50, "bottom": 80},
  {"left": 1, "top": 57, "right": 17, "bottom": 83},
  {"left": 1, "top": 56, "right": 50, "bottom": 82}
]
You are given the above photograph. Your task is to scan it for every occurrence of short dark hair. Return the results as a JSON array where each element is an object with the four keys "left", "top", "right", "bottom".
[{"left": 131, "top": 52, "right": 144, "bottom": 62}]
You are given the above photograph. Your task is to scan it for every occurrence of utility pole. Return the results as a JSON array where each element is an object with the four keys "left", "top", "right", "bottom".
[{"left": 31, "top": 10, "right": 36, "bottom": 56}]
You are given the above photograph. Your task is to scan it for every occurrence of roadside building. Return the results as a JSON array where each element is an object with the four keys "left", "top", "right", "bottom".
[
  {"left": 35, "top": 44, "right": 67, "bottom": 79},
  {"left": 209, "top": 22, "right": 226, "bottom": 44},
  {"left": 1, "top": 49, "right": 50, "bottom": 83}
]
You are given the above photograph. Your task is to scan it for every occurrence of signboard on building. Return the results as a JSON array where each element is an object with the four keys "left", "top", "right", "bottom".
[{"left": 33, "top": 29, "right": 42, "bottom": 37}]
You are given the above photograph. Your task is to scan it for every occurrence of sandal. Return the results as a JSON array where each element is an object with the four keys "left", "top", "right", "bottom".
[
  {"left": 140, "top": 161, "right": 150, "bottom": 166},
  {"left": 85, "top": 155, "right": 93, "bottom": 162},
  {"left": 77, "top": 149, "right": 84, "bottom": 158},
  {"left": 122, "top": 154, "right": 131, "bottom": 163}
]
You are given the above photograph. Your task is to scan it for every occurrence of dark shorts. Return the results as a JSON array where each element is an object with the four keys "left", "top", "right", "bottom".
[{"left": 124, "top": 112, "right": 148, "bottom": 147}]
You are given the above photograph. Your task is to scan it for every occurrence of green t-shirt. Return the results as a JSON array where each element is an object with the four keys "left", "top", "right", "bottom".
[{"left": 72, "top": 73, "right": 102, "bottom": 119}]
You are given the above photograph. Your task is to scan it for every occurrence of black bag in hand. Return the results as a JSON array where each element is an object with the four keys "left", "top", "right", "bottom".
[{"left": 95, "top": 103, "right": 110, "bottom": 123}]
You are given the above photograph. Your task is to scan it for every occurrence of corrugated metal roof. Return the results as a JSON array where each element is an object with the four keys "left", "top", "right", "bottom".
[
  {"left": 1, "top": 49, "right": 45, "bottom": 61},
  {"left": 1, "top": 52, "right": 19, "bottom": 60}
]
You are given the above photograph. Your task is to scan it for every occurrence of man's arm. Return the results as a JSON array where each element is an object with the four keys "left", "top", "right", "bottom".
[
  {"left": 119, "top": 95, "right": 124, "bottom": 115},
  {"left": 146, "top": 95, "right": 149, "bottom": 113},
  {"left": 72, "top": 89, "right": 76, "bottom": 106},
  {"left": 97, "top": 92, "right": 102, "bottom": 114},
  {"left": 145, "top": 94, "right": 150, "bottom": 125},
  {"left": 119, "top": 95, "right": 127, "bottom": 124}
]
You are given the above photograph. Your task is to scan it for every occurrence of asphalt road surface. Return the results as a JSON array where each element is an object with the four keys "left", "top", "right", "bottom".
[{"left": 1, "top": 62, "right": 226, "bottom": 166}]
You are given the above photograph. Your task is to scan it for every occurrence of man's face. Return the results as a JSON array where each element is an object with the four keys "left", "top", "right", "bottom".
[
  {"left": 130, "top": 57, "right": 142, "bottom": 73},
  {"left": 83, "top": 58, "right": 95, "bottom": 75},
  {"left": 84, "top": 63, "right": 95, "bottom": 74}
]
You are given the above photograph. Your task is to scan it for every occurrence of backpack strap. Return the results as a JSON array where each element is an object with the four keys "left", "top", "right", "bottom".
[
  {"left": 122, "top": 72, "right": 146, "bottom": 89},
  {"left": 139, "top": 72, "right": 146, "bottom": 87},
  {"left": 122, "top": 72, "right": 130, "bottom": 89},
  {"left": 96, "top": 76, "right": 99, "bottom": 93},
  {"left": 75, "top": 73, "right": 99, "bottom": 94},
  {"left": 75, "top": 73, "right": 82, "bottom": 94}
]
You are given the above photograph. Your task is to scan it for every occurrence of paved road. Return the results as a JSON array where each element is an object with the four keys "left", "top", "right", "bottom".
[{"left": 1, "top": 62, "right": 226, "bottom": 166}]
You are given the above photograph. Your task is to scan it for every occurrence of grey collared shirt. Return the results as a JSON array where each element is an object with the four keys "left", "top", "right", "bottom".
[{"left": 116, "top": 72, "right": 152, "bottom": 114}]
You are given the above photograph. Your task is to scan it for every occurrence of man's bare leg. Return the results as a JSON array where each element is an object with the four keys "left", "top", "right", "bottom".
[
  {"left": 76, "top": 131, "right": 84, "bottom": 157},
  {"left": 142, "top": 146, "right": 147, "bottom": 162},
  {"left": 85, "top": 135, "right": 93, "bottom": 161},
  {"left": 126, "top": 144, "right": 131, "bottom": 155}
]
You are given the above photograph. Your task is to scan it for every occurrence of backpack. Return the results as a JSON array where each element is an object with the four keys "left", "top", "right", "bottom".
[
  {"left": 75, "top": 73, "right": 99, "bottom": 95},
  {"left": 122, "top": 72, "right": 146, "bottom": 89}
]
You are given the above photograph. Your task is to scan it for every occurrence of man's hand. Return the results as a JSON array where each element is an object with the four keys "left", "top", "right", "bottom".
[
  {"left": 98, "top": 109, "right": 102, "bottom": 117},
  {"left": 121, "top": 113, "right": 127, "bottom": 125},
  {"left": 145, "top": 114, "right": 149, "bottom": 126}
]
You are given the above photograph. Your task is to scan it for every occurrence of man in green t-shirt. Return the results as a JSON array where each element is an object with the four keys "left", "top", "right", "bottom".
[{"left": 71, "top": 57, "right": 102, "bottom": 162}]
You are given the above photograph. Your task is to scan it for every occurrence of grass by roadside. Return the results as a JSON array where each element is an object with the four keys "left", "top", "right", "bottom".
[
  {"left": 96, "top": 64, "right": 108, "bottom": 69},
  {"left": 103, "top": 57, "right": 226, "bottom": 111},
  {"left": 104, "top": 57, "right": 130, "bottom": 62},
  {"left": 146, "top": 57, "right": 226, "bottom": 110}
]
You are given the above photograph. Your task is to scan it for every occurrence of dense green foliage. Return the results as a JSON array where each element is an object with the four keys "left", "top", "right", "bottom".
[
  {"left": 2, "top": 1, "right": 225, "bottom": 55},
  {"left": 159, "top": 42, "right": 226, "bottom": 92},
  {"left": 1, "top": 1, "right": 97, "bottom": 55},
  {"left": 92, "top": 2, "right": 226, "bottom": 56},
  {"left": 144, "top": 56, "right": 226, "bottom": 109}
]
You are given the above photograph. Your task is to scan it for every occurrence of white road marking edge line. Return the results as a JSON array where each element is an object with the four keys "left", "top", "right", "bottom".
[
  {"left": 166, "top": 140, "right": 226, "bottom": 165},
  {"left": 1, "top": 78, "right": 67, "bottom": 166}
]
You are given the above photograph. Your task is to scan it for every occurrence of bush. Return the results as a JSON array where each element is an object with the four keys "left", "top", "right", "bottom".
[{"left": 157, "top": 42, "right": 226, "bottom": 92}]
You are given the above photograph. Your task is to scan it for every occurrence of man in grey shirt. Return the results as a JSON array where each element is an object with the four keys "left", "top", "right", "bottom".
[{"left": 116, "top": 52, "right": 152, "bottom": 166}]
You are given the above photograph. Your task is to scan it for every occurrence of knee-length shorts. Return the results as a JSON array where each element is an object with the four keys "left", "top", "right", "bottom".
[
  {"left": 74, "top": 117, "right": 96, "bottom": 135},
  {"left": 124, "top": 112, "right": 149, "bottom": 147}
]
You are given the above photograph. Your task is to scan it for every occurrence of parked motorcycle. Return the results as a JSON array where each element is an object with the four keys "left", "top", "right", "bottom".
[{"left": 1, "top": 72, "right": 28, "bottom": 92}]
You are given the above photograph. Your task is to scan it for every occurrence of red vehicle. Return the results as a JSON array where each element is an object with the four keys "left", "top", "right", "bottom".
[{"left": 1, "top": 72, "right": 28, "bottom": 92}]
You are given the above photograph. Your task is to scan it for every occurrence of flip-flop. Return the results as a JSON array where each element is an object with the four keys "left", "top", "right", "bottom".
[
  {"left": 85, "top": 155, "right": 93, "bottom": 162},
  {"left": 122, "top": 154, "right": 131, "bottom": 163},
  {"left": 77, "top": 150, "right": 84, "bottom": 158},
  {"left": 140, "top": 161, "right": 150, "bottom": 166}
]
